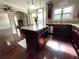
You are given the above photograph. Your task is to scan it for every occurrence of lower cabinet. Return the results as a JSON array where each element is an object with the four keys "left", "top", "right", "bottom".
[{"left": 72, "top": 26, "right": 79, "bottom": 56}]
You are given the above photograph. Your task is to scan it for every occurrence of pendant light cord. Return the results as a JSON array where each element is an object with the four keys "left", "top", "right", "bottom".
[
  {"left": 40, "top": 0, "right": 41, "bottom": 8},
  {"left": 32, "top": 0, "right": 33, "bottom": 4}
]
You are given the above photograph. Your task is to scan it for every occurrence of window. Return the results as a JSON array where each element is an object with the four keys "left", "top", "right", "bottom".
[
  {"left": 54, "top": 7, "right": 72, "bottom": 20},
  {"left": 54, "top": 9, "right": 62, "bottom": 19}
]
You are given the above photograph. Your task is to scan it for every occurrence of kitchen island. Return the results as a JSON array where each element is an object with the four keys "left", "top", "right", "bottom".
[{"left": 21, "top": 25, "right": 48, "bottom": 52}]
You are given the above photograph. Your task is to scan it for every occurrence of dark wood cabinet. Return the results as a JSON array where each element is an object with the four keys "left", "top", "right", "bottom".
[
  {"left": 71, "top": 26, "right": 79, "bottom": 56},
  {"left": 47, "top": 24, "right": 72, "bottom": 38},
  {"left": 47, "top": 1, "right": 53, "bottom": 19},
  {"left": 53, "top": 25, "right": 72, "bottom": 37}
]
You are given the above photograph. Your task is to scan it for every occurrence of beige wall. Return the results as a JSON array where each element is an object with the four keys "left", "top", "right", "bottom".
[{"left": 0, "top": 13, "right": 10, "bottom": 29}]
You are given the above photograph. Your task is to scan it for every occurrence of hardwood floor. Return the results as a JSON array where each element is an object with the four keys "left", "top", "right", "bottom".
[{"left": 0, "top": 35, "right": 78, "bottom": 59}]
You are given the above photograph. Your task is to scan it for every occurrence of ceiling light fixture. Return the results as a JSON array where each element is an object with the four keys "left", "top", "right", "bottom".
[
  {"left": 38, "top": 8, "right": 43, "bottom": 12},
  {"left": 27, "top": 2, "right": 30, "bottom": 14},
  {"left": 30, "top": 0, "right": 36, "bottom": 9},
  {"left": 38, "top": 0, "right": 43, "bottom": 12}
]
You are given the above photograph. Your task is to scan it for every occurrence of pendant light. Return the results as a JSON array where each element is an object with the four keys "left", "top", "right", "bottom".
[
  {"left": 30, "top": 0, "right": 35, "bottom": 9},
  {"left": 38, "top": 0, "right": 43, "bottom": 12},
  {"left": 27, "top": 2, "right": 30, "bottom": 14}
]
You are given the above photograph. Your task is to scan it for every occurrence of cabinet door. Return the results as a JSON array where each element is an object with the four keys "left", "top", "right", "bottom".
[{"left": 53, "top": 25, "right": 71, "bottom": 37}]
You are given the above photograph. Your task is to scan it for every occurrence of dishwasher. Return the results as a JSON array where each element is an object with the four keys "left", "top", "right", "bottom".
[{"left": 48, "top": 26, "right": 53, "bottom": 34}]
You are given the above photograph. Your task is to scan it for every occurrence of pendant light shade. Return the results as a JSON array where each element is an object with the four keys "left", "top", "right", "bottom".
[
  {"left": 38, "top": 0, "right": 43, "bottom": 12},
  {"left": 30, "top": 0, "right": 36, "bottom": 9},
  {"left": 38, "top": 8, "right": 43, "bottom": 12},
  {"left": 30, "top": 4, "right": 35, "bottom": 9}
]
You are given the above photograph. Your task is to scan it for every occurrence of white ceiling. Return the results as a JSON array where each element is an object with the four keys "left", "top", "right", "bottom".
[{"left": 0, "top": 0, "right": 51, "bottom": 13}]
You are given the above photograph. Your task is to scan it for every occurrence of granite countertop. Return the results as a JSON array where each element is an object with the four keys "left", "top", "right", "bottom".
[
  {"left": 46, "top": 23, "right": 71, "bottom": 25},
  {"left": 21, "top": 25, "right": 47, "bottom": 31},
  {"left": 47, "top": 23, "right": 79, "bottom": 27},
  {"left": 71, "top": 24, "right": 79, "bottom": 29}
]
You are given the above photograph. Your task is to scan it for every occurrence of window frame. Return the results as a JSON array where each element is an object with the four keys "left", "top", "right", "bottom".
[{"left": 53, "top": 7, "right": 73, "bottom": 20}]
